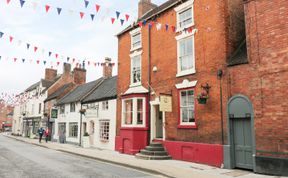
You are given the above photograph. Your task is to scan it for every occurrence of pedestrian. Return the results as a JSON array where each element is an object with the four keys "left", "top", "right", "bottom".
[
  {"left": 44, "top": 127, "right": 50, "bottom": 143},
  {"left": 38, "top": 127, "right": 44, "bottom": 143}
]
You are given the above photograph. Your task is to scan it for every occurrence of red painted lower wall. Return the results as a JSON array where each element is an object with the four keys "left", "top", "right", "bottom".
[
  {"left": 115, "top": 127, "right": 149, "bottom": 155},
  {"left": 162, "top": 140, "right": 223, "bottom": 167}
]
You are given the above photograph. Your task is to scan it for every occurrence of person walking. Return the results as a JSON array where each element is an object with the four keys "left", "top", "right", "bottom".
[
  {"left": 44, "top": 127, "right": 50, "bottom": 143},
  {"left": 38, "top": 127, "right": 44, "bottom": 143}
]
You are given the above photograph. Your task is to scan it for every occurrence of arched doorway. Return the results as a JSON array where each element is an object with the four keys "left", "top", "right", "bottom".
[{"left": 227, "top": 95, "right": 255, "bottom": 170}]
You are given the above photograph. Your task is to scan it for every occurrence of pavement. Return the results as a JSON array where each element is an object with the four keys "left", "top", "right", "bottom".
[{"left": 2, "top": 133, "right": 286, "bottom": 178}]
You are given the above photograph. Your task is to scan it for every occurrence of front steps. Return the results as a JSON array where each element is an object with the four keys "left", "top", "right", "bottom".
[{"left": 135, "top": 142, "right": 172, "bottom": 160}]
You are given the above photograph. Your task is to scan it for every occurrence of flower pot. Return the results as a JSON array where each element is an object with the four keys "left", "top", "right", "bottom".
[{"left": 197, "top": 97, "right": 207, "bottom": 104}]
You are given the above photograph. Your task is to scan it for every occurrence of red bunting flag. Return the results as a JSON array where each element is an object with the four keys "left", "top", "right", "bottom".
[
  {"left": 94, "top": 62, "right": 97, "bottom": 67},
  {"left": 80, "top": 12, "right": 85, "bottom": 19},
  {"left": 36, "top": 60, "right": 40, "bottom": 64},
  {"left": 111, "top": 18, "right": 115, "bottom": 24},
  {"left": 57, "top": 61, "right": 60, "bottom": 66},
  {"left": 45, "top": 5, "right": 50, "bottom": 13},
  {"left": 9, "top": 36, "right": 13, "bottom": 42},
  {"left": 95, "top": 4, "right": 100, "bottom": 13},
  {"left": 171, "top": 26, "right": 176, "bottom": 32},
  {"left": 14, "top": 58, "right": 17, "bottom": 62},
  {"left": 7, "top": 0, "right": 11, "bottom": 4},
  {"left": 125, "top": 14, "right": 130, "bottom": 21},
  {"left": 73, "top": 58, "right": 75, "bottom": 63},
  {"left": 88, "top": 61, "right": 90, "bottom": 65},
  {"left": 138, "top": 22, "right": 143, "bottom": 27},
  {"left": 34, "top": 47, "right": 38, "bottom": 52},
  {"left": 55, "top": 54, "right": 58, "bottom": 58}
]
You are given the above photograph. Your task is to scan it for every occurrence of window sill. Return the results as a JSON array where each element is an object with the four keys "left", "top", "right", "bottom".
[
  {"left": 129, "top": 83, "right": 141, "bottom": 88},
  {"left": 120, "top": 126, "right": 148, "bottom": 131},
  {"left": 130, "top": 46, "right": 142, "bottom": 52},
  {"left": 176, "top": 70, "right": 196, "bottom": 78},
  {"left": 177, "top": 124, "right": 197, "bottom": 129},
  {"left": 176, "top": 23, "right": 195, "bottom": 33}
]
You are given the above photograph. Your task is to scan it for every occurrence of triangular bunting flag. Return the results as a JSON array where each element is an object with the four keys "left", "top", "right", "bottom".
[
  {"left": 43, "top": 61, "right": 47, "bottom": 65},
  {"left": 9, "top": 36, "right": 13, "bottom": 42},
  {"left": 95, "top": 4, "right": 100, "bottom": 13},
  {"left": 80, "top": 12, "right": 85, "bottom": 19},
  {"left": 49, "top": 51, "right": 52, "bottom": 57},
  {"left": 19, "top": 0, "right": 25, "bottom": 8},
  {"left": 171, "top": 26, "right": 176, "bottom": 32},
  {"left": 148, "top": 22, "right": 152, "bottom": 29},
  {"left": 88, "top": 61, "right": 90, "bottom": 65},
  {"left": 90, "top": 14, "right": 95, "bottom": 21},
  {"left": 84, "top": 0, "right": 89, "bottom": 8},
  {"left": 0, "top": 32, "right": 4, "bottom": 38},
  {"left": 34, "top": 47, "right": 38, "bottom": 52},
  {"left": 72, "top": 58, "right": 75, "bottom": 63},
  {"left": 57, "top": 7, "right": 62, "bottom": 15},
  {"left": 7, "top": 0, "right": 11, "bottom": 4},
  {"left": 156, "top": 23, "right": 162, "bottom": 31},
  {"left": 125, "top": 14, "right": 130, "bottom": 21},
  {"left": 55, "top": 54, "right": 58, "bottom": 58},
  {"left": 57, "top": 62, "right": 60, "bottom": 66},
  {"left": 120, "top": 19, "right": 124, "bottom": 26},
  {"left": 116, "top": 11, "right": 120, "bottom": 19},
  {"left": 45, "top": 5, "right": 50, "bottom": 13},
  {"left": 111, "top": 18, "right": 115, "bottom": 24},
  {"left": 14, "top": 58, "right": 17, "bottom": 62},
  {"left": 22, "top": 59, "right": 25, "bottom": 63},
  {"left": 27, "top": 43, "right": 30, "bottom": 49},
  {"left": 67, "top": 57, "right": 70, "bottom": 62},
  {"left": 165, "top": 24, "right": 169, "bottom": 31},
  {"left": 36, "top": 60, "right": 40, "bottom": 64},
  {"left": 142, "top": 20, "right": 147, "bottom": 26}
]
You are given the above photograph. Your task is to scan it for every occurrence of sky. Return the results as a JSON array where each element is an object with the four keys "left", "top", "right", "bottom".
[{"left": 0, "top": 0, "right": 166, "bottom": 97}]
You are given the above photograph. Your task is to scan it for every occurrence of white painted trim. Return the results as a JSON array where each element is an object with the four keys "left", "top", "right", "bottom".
[
  {"left": 124, "top": 85, "right": 148, "bottom": 95},
  {"left": 175, "top": 79, "right": 197, "bottom": 89},
  {"left": 129, "top": 50, "right": 143, "bottom": 58},
  {"left": 176, "top": 33, "right": 196, "bottom": 77},
  {"left": 130, "top": 28, "right": 142, "bottom": 51},
  {"left": 174, "top": 0, "right": 195, "bottom": 31},
  {"left": 129, "top": 27, "right": 141, "bottom": 35},
  {"left": 121, "top": 97, "right": 146, "bottom": 127},
  {"left": 175, "top": 29, "right": 197, "bottom": 41},
  {"left": 150, "top": 98, "right": 165, "bottom": 141},
  {"left": 130, "top": 52, "right": 142, "bottom": 86}
]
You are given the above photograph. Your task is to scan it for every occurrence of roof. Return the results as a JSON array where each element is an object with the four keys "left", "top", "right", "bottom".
[
  {"left": 227, "top": 39, "right": 248, "bottom": 66},
  {"left": 82, "top": 76, "right": 117, "bottom": 103},
  {"left": 45, "top": 83, "right": 74, "bottom": 102},
  {"left": 25, "top": 81, "right": 40, "bottom": 92},
  {"left": 117, "top": 0, "right": 187, "bottom": 36},
  {"left": 41, "top": 76, "right": 61, "bottom": 94},
  {"left": 57, "top": 78, "right": 104, "bottom": 105}
]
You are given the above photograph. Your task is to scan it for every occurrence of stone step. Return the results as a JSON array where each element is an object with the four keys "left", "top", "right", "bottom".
[
  {"left": 145, "top": 146, "right": 165, "bottom": 151},
  {"left": 135, "top": 153, "right": 172, "bottom": 160},
  {"left": 149, "top": 142, "right": 164, "bottom": 147},
  {"left": 140, "top": 149, "right": 168, "bottom": 156}
]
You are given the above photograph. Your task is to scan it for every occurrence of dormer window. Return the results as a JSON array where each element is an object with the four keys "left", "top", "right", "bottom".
[
  {"left": 175, "top": 0, "right": 194, "bottom": 31},
  {"left": 130, "top": 28, "right": 141, "bottom": 51}
]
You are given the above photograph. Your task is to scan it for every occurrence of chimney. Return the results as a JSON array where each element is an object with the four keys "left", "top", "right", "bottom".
[
  {"left": 73, "top": 67, "right": 86, "bottom": 85},
  {"left": 103, "top": 57, "right": 113, "bottom": 78},
  {"left": 63, "top": 63, "right": 71, "bottom": 76},
  {"left": 138, "top": 0, "right": 157, "bottom": 18},
  {"left": 45, "top": 68, "right": 57, "bottom": 81}
]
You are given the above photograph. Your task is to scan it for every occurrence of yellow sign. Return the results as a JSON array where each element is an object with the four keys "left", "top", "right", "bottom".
[{"left": 160, "top": 95, "right": 172, "bottom": 112}]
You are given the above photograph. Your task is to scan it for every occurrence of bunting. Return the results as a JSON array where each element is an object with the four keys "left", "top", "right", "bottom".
[
  {"left": 57, "top": 8, "right": 62, "bottom": 15},
  {"left": 19, "top": 0, "right": 25, "bottom": 8}
]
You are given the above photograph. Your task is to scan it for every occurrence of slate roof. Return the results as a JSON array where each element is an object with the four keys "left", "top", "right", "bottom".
[
  {"left": 117, "top": 0, "right": 187, "bottom": 36},
  {"left": 227, "top": 40, "right": 248, "bottom": 66},
  {"left": 45, "top": 83, "right": 74, "bottom": 102},
  {"left": 25, "top": 81, "right": 40, "bottom": 92},
  {"left": 57, "top": 78, "right": 104, "bottom": 105},
  {"left": 82, "top": 76, "right": 117, "bottom": 103}
]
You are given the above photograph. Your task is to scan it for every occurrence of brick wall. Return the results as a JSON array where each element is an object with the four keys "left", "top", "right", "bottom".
[{"left": 228, "top": 0, "right": 288, "bottom": 157}]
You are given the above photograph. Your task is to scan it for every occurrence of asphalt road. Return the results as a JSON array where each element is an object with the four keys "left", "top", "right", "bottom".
[{"left": 0, "top": 134, "right": 162, "bottom": 178}]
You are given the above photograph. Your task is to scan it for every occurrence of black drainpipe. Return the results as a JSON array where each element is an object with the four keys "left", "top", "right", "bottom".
[{"left": 218, "top": 69, "right": 224, "bottom": 145}]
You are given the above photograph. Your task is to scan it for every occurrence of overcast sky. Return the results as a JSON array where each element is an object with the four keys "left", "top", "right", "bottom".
[{"left": 0, "top": 0, "right": 166, "bottom": 96}]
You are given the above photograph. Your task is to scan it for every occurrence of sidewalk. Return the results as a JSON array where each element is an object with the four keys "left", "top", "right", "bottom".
[{"left": 4, "top": 134, "right": 283, "bottom": 178}]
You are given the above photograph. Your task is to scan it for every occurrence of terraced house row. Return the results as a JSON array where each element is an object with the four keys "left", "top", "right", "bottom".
[{"left": 12, "top": 0, "right": 288, "bottom": 176}]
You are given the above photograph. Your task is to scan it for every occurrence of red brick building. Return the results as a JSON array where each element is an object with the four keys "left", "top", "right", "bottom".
[{"left": 116, "top": 0, "right": 287, "bottom": 176}]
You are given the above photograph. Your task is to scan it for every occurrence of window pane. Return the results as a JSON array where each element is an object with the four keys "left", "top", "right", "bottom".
[
  {"left": 124, "top": 100, "right": 133, "bottom": 125},
  {"left": 181, "top": 91, "right": 187, "bottom": 106},
  {"left": 137, "top": 99, "right": 143, "bottom": 125},
  {"left": 187, "top": 90, "right": 194, "bottom": 106},
  {"left": 179, "top": 37, "right": 193, "bottom": 72},
  {"left": 181, "top": 108, "right": 188, "bottom": 122},
  {"left": 132, "top": 56, "right": 141, "bottom": 83},
  {"left": 180, "top": 90, "right": 195, "bottom": 124},
  {"left": 188, "top": 109, "right": 195, "bottom": 122}
]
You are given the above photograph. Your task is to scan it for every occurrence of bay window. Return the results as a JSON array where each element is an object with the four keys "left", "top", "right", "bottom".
[{"left": 122, "top": 97, "right": 146, "bottom": 127}]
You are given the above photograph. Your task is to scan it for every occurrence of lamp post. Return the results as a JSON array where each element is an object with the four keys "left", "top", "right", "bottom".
[{"left": 79, "top": 107, "right": 86, "bottom": 146}]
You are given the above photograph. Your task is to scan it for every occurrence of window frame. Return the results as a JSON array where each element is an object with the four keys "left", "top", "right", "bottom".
[
  {"left": 70, "top": 103, "right": 76, "bottom": 112},
  {"left": 130, "top": 51, "right": 142, "bottom": 87},
  {"left": 59, "top": 105, "right": 65, "bottom": 114},
  {"left": 99, "top": 120, "right": 110, "bottom": 142},
  {"left": 69, "top": 122, "right": 78, "bottom": 138},
  {"left": 130, "top": 27, "right": 142, "bottom": 51},
  {"left": 121, "top": 97, "right": 146, "bottom": 127},
  {"left": 176, "top": 32, "right": 196, "bottom": 77},
  {"left": 175, "top": 0, "right": 194, "bottom": 31},
  {"left": 102, "top": 101, "right": 108, "bottom": 110},
  {"left": 177, "top": 87, "right": 197, "bottom": 129}
]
